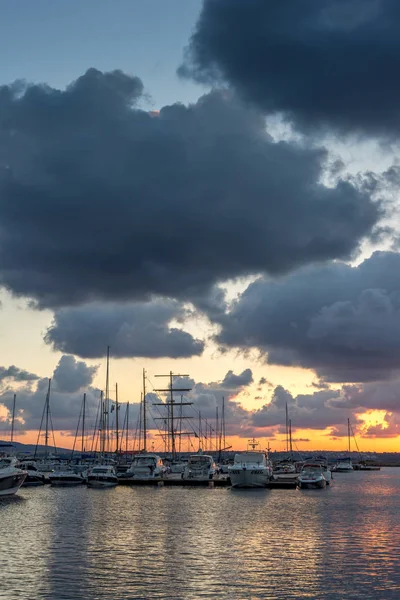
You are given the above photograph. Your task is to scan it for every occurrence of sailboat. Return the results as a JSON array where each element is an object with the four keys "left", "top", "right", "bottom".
[
  {"left": 272, "top": 406, "right": 298, "bottom": 481},
  {"left": 335, "top": 419, "right": 354, "bottom": 472},
  {"left": 87, "top": 347, "right": 118, "bottom": 488},
  {"left": 119, "top": 369, "right": 166, "bottom": 482}
]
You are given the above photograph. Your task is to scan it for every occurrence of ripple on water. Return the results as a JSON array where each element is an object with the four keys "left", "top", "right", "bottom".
[{"left": 1, "top": 470, "right": 400, "bottom": 599}]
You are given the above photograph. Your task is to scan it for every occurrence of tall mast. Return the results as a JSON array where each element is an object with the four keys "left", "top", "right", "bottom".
[
  {"left": 143, "top": 368, "right": 147, "bottom": 452},
  {"left": 285, "top": 402, "right": 289, "bottom": 453},
  {"left": 222, "top": 396, "right": 226, "bottom": 452},
  {"left": 105, "top": 345, "right": 110, "bottom": 454},
  {"left": 99, "top": 390, "right": 104, "bottom": 455},
  {"left": 289, "top": 419, "right": 293, "bottom": 457},
  {"left": 45, "top": 379, "right": 51, "bottom": 459},
  {"left": 82, "top": 392, "right": 86, "bottom": 453},
  {"left": 115, "top": 383, "right": 119, "bottom": 454},
  {"left": 125, "top": 402, "right": 129, "bottom": 452},
  {"left": 198, "top": 411, "right": 202, "bottom": 451},
  {"left": 10, "top": 393, "right": 16, "bottom": 443},
  {"left": 348, "top": 418, "right": 351, "bottom": 454},
  {"left": 154, "top": 371, "right": 192, "bottom": 460}
]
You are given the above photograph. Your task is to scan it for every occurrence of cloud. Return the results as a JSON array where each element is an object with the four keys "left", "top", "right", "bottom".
[
  {"left": 0, "top": 69, "right": 380, "bottom": 309},
  {"left": 252, "top": 386, "right": 346, "bottom": 431},
  {"left": 53, "top": 355, "right": 98, "bottom": 393},
  {"left": 221, "top": 368, "right": 253, "bottom": 388},
  {"left": 45, "top": 300, "right": 204, "bottom": 358},
  {"left": 180, "top": 0, "right": 400, "bottom": 138},
  {"left": 216, "top": 251, "right": 400, "bottom": 383},
  {"left": 0, "top": 365, "right": 39, "bottom": 382}
]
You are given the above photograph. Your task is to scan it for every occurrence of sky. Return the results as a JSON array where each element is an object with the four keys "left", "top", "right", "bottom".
[{"left": 1, "top": 0, "right": 400, "bottom": 454}]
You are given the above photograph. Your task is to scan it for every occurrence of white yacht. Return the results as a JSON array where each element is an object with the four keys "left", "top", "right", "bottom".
[
  {"left": 0, "top": 456, "right": 27, "bottom": 496},
  {"left": 298, "top": 464, "right": 326, "bottom": 489},
  {"left": 335, "top": 457, "right": 353, "bottom": 472},
  {"left": 182, "top": 453, "right": 217, "bottom": 481},
  {"left": 87, "top": 464, "right": 118, "bottom": 488},
  {"left": 229, "top": 451, "right": 272, "bottom": 488},
  {"left": 119, "top": 453, "right": 165, "bottom": 481},
  {"left": 49, "top": 465, "right": 85, "bottom": 486}
]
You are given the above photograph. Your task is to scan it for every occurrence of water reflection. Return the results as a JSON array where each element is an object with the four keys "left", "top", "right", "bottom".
[{"left": 1, "top": 470, "right": 400, "bottom": 598}]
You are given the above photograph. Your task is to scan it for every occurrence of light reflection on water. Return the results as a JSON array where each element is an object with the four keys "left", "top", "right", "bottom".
[{"left": 2, "top": 470, "right": 400, "bottom": 599}]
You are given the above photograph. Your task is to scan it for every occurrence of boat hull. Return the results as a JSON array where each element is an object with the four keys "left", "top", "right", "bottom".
[
  {"left": 298, "top": 478, "right": 326, "bottom": 489},
  {"left": 0, "top": 473, "right": 27, "bottom": 496},
  {"left": 87, "top": 476, "right": 118, "bottom": 488},
  {"left": 229, "top": 468, "right": 270, "bottom": 488},
  {"left": 49, "top": 476, "right": 85, "bottom": 486}
]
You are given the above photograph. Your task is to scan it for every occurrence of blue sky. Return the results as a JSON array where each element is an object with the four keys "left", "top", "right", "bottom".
[{"left": 0, "top": 0, "right": 203, "bottom": 106}]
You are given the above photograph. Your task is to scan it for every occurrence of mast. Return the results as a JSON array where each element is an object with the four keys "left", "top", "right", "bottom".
[
  {"left": 222, "top": 396, "right": 226, "bottom": 452},
  {"left": 45, "top": 379, "right": 51, "bottom": 459},
  {"left": 99, "top": 390, "right": 104, "bottom": 455},
  {"left": 105, "top": 345, "right": 110, "bottom": 454},
  {"left": 348, "top": 417, "right": 351, "bottom": 454},
  {"left": 289, "top": 419, "right": 293, "bottom": 457},
  {"left": 125, "top": 402, "right": 129, "bottom": 452},
  {"left": 10, "top": 393, "right": 16, "bottom": 443},
  {"left": 198, "top": 411, "right": 202, "bottom": 451},
  {"left": 143, "top": 368, "right": 147, "bottom": 452},
  {"left": 154, "top": 371, "right": 192, "bottom": 460},
  {"left": 115, "top": 383, "right": 119, "bottom": 453},
  {"left": 82, "top": 392, "right": 86, "bottom": 454},
  {"left": 285, "top": 402, "right": 289, "bottom": 453}
]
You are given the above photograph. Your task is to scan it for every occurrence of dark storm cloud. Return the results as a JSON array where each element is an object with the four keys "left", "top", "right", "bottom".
[
  {"left": 53, "top": 355, "right": 98, "bottom": 393},
  {"left": 216, "top": 251, "right": 400, "bottom": 383},
  {"left": 0, "top": 365, "right": 39, "bottom": 382},
  {"left": 180, "top": 0, "right": 400, "bottom": 137},
  {"left": 44, "top": 300, "right": 204, "bottom": 358},
  {"left": 0, "top": 69, "right": 380, "bottom": 308}
]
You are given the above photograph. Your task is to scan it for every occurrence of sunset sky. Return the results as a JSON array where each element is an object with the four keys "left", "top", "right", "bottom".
[{"left": 1, "top": 0, "right": 400, "bottom": 454}]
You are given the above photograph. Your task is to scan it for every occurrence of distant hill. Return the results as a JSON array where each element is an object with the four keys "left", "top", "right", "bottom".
[{"left": 0, "top": 439, "right": 71, "bottom": 455}]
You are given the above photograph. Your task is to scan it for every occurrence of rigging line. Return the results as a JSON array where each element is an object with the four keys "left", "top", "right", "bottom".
[
  {"left": 90, "top": 394, "right": 101, "bottom": 454},
  {"left": 70, "top": 399, "right": 83, "bottom": 460},
  {"left": 48, "top": 405, "right": 58, "bottom": 456},
  {"left": 34, "top": 395, "right": 48, "bottom": 460}
]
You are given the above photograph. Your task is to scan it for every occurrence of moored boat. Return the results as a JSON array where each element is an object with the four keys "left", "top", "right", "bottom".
[
  {"left": 87, "top": 464, "right": 118, "bottom": 488},
  {"left": 119, "top": 453, "right": 165, "bottom": 481},
  {"left": 335, "top": 457, "right": 353, "bottom": 472},
  {"left": 182, "top": 453, "right": 217, "bottom": 481},
  {"left": 298, "top": 464, "right": 326, "bottom": 489},
  {"left": 0, "top": 456, "right": 27, "bottom": 496},
  {"left": 49, "top": 466, "right": 85, "bottom": 486},
  {"left": 19, "top": 460, "right": 46, "bottom": 486},
  {"left": 229, "top": 451, "right": 272, "bottom": 488}
]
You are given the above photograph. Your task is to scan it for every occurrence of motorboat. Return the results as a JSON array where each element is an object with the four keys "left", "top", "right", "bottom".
[
  {"left": 272, "top": 459, "right": 298, "bottom": 483},
  {"left": 119, "top": 453, "right": 165, "bottom": 481},
  {"left": 303, "top": 456, "right": 332, "bottom": 485},
  {"left": 298, "top": 464, "right": 326, "bottom": 489},
  {"left": 87, "top": 464, "right": 118, "bottom": 488},
  {"left": 182, "top": 453, "right": 217, "bottom": 481},
  {"left": 228, "top": 451, "right": 272, "bottom": 488},
  {"left": 49, "top": 465, "right": 85, "bottom": 486},
  {"left": 19, "top": 460, "right": 46, "bottom": 486},
  {"left": 335, "top": 457, "right": 354, "bottom": 472},
  {"left": 0, "top": 456, "right": 27, "bottom": 496}
]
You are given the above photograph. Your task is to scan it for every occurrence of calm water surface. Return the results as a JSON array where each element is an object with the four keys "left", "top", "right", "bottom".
[{"left": 2, "top": 469, "right": 400, "bottom": 599}]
